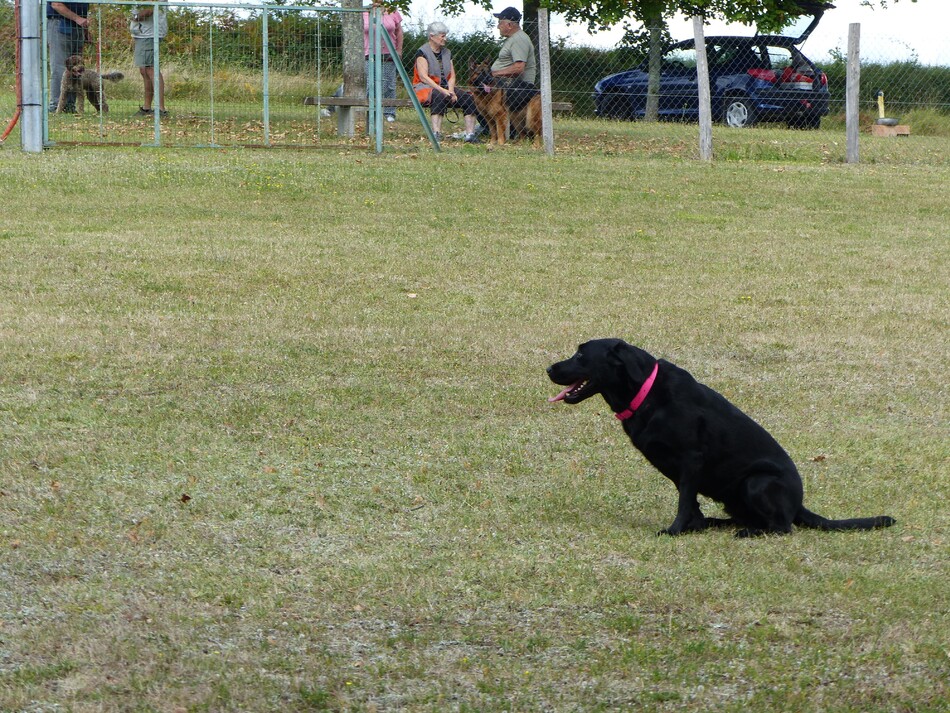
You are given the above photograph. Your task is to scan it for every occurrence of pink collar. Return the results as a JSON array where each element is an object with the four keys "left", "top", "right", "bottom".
[{"left": 615, "top": 362, "right": 658, "bottom": 421}]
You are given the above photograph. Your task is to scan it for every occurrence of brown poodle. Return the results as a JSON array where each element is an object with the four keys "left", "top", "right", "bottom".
[{"left": 56, "top": 54, "right": 124, "bottom": 114}]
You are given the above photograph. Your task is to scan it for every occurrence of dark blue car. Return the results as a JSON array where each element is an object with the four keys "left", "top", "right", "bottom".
[{"left": 593, "top": 35, "right": 830, "bottom": 129}]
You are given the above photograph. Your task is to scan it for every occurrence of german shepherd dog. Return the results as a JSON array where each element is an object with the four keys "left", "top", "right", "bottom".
[
  {"left": 467, "top": 60, "right": 542, "bottom": 146},
  {"left": 57, "top": 54, "right": 124, "bottom": 114}
]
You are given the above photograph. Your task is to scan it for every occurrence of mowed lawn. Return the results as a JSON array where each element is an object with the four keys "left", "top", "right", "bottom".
[{"left": 0, "top": 131, "right": 947, "bottom": 711}]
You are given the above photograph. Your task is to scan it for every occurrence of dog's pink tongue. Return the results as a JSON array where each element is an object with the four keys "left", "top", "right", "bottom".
[{"left": 549, "top": 382, "right": 580, "bottom": 403}]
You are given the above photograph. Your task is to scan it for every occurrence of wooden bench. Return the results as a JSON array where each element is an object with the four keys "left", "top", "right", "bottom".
[
  {"left": 304, "top": 96, "right": 415, "bottom": 136},
  {"left": 303, "top": 95, "right": 574, "bottom": 136}
]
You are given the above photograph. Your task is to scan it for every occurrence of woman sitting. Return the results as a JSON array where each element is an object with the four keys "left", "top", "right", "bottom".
[{"left": 412, "top": 22, "right": 479, "bottom": 142}]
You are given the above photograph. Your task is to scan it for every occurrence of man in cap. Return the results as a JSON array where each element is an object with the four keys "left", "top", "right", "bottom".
[
  {"left": 491, "top": 7, "right": 536, "bottom": 85},
  {"left": 489, "top": 6, "right": 538, "bottom": 139}
]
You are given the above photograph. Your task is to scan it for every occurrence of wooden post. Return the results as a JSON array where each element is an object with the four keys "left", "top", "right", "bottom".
[
  {"left": 693, "top": 16, "right": 712, "bottom": 161},
  {"left": 538, "top": 9, "right": 554, "bottom": 156},
  {"left": 846, "top": 23, "right": 861, "bottom": 164}
]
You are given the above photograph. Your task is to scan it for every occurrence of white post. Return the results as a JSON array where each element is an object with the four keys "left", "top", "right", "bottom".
[
  {"left": 20, "top": 0, "right": 44, "bottom": 152},
  {"left": 846, "top": 23, "right": 861, "bottom": 164},
  {"left": 693, "top": 16, "right": 712, "bottom": 161},
  {"left": 537, "top": 9, "right": 554, "bottom": 156}
]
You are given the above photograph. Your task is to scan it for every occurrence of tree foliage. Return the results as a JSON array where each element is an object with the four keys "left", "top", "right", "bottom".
[{"left": 428, "top": 0, "right": 916, "bottom": 35}]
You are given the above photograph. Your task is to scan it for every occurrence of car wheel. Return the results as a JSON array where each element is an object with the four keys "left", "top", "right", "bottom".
[{"left": 723, "top": 97, "right": 755, "bottom": 128}]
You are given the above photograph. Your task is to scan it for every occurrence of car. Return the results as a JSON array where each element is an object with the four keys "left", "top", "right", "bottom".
[{"left": 593, "top": 25, "right": 830, "bottom": 129}]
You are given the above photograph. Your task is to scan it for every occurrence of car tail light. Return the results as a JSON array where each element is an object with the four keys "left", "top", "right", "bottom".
[
  {"left": 747, "top": 69, "right": 777, "bottom": 83},
  {"left": 819, "top": 72, "right": 828, "bottom": 87}
]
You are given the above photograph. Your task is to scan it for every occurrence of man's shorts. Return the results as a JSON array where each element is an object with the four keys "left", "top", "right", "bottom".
[{"left": 134, "top": 38, "right": 160, "bottom": 68}]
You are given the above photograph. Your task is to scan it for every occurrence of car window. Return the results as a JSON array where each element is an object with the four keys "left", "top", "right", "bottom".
[
  {"left": 764, "top": 45, "right": 794, "bottom": 71},
  {"left": 663, "top": 46, "right": 697, "bottom": 72},
  {"left": 710, "top": 42, "right": 766, "bottom": 71}
]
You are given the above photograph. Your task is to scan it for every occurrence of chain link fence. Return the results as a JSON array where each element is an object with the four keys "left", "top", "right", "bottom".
[
  {"left": 535, "top": 19, "right": 949, "bottom": 129},
  {"left": 25, "top": 2, "right": 354, "bottom": 147},
  {"left": 2, "top": 3, "right": 948, "bottom": 150}
]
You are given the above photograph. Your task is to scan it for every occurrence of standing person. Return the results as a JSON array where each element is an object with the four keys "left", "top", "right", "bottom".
[
  {"left": 47, "top": 1, "right": 89, "bottom": 113},
  {"left": 363, "top": 5, "right": 403, "bottom": 123},
  {"left": 130, "top": 0, "right": 168, "bottom": 116},
  {"left": 412, "top": 22, "right": 478, "bottom": 142}
]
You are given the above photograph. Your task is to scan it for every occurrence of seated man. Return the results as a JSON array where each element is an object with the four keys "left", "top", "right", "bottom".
[{"left": 490, "top": 7, "right": 539, "bottom": 135}]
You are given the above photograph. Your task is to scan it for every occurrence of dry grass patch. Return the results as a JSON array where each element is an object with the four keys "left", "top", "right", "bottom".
[{"left": 0, "top": 145, "right": 947, "bottom": 711}]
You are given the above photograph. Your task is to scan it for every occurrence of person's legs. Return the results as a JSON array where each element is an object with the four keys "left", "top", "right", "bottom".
[
  {"left": 456, "top": 92, "right": 478, "bottom": 138},
  {"left": 428, "top": 92, "right": 448, "bottom": 138},
  {"left": 364, "top": 59, "right": 396, "bottom": 121},
  {"left": 140, "top": 67, "right": 153, "bottom": 109},
  {"left": 383, "top": 60, "right": 397, "bottom": 120},
  {"left": 136, "top": 39, "right": 165, "bottom": 112},
  {"left": 139, "top": 67, "right": 166, "bottom": 112},
  {"left": 48, "top": 24, "right": 82, "bottom": 112},
  {"left": 48, "top": 22, "right": 66, "bottom": 111}
]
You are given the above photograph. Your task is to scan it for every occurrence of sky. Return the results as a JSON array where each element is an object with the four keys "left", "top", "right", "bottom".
[{"left": 405, "top": 0, "right": 950, "bottom": 66}]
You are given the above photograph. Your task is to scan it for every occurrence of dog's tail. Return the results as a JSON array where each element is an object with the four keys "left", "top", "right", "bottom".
[
  {"left": 102, "top": 72, "right": 124, "bottom": 82},
  {"left": 795, "top": 507, "right": 895, "bottom": 531}
]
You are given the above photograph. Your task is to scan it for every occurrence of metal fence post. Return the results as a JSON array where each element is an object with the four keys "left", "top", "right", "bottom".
[
  {"left": 95, "top": 7, "right": 104, "bottom": 136},
  {"left": 41, "top": 0, "right": 50, "bottom": 145},
  {"left": 152, "top": 2, "right": 161, "bottom": 144},
  {"left": 369, "top": 5, "right": 382, "bottom": 152},
  {"left": 20, "top": 0, "right": 43, "bottom": 151},
  {"left": 208, "top": 8, "right": 216, "bottom": 146},
  {"left": 262, "top": 7, "right": 270, "bottom": 146}
]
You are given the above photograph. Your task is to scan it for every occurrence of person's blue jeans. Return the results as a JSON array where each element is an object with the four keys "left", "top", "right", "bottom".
[{"left": 48, "top": 20, "right": 84, "bottom": 111}]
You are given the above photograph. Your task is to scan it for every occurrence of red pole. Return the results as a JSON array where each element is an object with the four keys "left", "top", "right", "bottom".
[{"left": 0, "top": 0, "right": 23, "bottom": 143}]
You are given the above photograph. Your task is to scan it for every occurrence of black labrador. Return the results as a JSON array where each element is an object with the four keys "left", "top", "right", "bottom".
[{"left": 547, "top": 339, "right": 895, "bottom": 537}]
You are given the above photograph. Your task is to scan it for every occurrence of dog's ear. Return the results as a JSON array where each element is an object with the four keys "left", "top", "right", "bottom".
[
  {"left": 605, "top": 341, "right": 626, "bottom": 367},
  {"left": 608, "top": 341, "right": 653, "bottom": 382}
]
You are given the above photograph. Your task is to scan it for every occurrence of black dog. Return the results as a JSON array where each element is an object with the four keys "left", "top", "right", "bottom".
[{"left": 547, "top": 339, "right": 895, "bottom": 537}]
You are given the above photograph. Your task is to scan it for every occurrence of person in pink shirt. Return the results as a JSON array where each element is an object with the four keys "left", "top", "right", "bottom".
[{"left": 364, "top": 6, "right": 404, "bottom": 123}]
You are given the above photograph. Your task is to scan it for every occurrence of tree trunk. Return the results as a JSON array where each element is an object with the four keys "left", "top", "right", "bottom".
[
  {"left": 340, "top": 0, "right": 365, "bottom": 136},
  {"left": 341, "top": 0, "right": 364, "bottom": 97},
  {"left": 522, "top": 0, "right": 540, "bottom": 59},
  {"left": 645, "top": 20, "right": 664, "bottom": 123}
]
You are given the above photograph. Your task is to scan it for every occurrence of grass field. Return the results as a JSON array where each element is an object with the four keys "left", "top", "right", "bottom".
[{"left": 0, "top": 127, "right": 948, "bottom": 711}]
